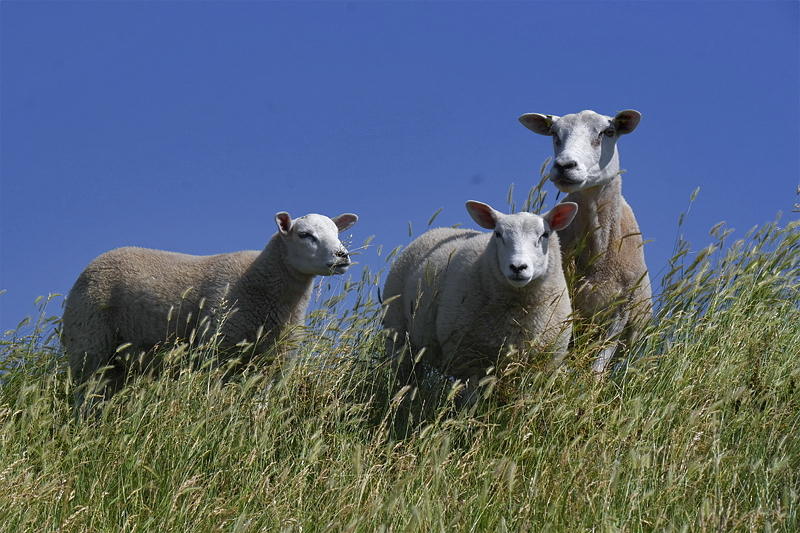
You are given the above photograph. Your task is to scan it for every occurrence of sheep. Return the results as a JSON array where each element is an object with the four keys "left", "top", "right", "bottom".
[
  {"left": 62, "top": 210, "right": 358, "bottom": 405},
  {"left": 518, "top": 109, "right": 652, "bottom": 373},
  {"left": 382, "top": 200, "right": 578, "bottom": 400}
]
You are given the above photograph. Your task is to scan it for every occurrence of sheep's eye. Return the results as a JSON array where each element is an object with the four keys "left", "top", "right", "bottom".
[
  {"left": 542, "top": 231, "right": 550, "bottom": 240},
  {"left": 494, "top": 231, "right": 503, "bottom": 240},
  {"left": 552, "top": 134, "right": 561, "bottom": 147},
  {"left": 297, "top": 231, "right": 312, "bottom": 239},
  {"left": 603, "top": 128, "right": 615, "bottom": 137}
]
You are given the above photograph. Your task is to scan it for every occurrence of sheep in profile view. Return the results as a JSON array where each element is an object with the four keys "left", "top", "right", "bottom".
[
  {"left": 382, "top": 200, "right": 578, "bottom": 400},
  {"left": 62, "top": 210, "right": 358, "bottom": 407},
  {"left": 519, "top": 109, "right": 652, "bottom": 373}
]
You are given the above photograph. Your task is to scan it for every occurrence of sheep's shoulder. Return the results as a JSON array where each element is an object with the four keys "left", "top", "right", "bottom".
[
  {"left": 601, "top": 201, "right": 648, "bottom": 288},
  {"left": 201, "top": 250, "right": 261, "bottom": 283},
  {"left": 408, "top": 229, "right": 485, "bottom": 285}
]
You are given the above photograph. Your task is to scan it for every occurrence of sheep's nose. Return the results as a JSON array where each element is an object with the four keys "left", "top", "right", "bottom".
[
  {"left": 553, "top": 159, "right": 577, "bottom": 172},
  {"left": 336, "top": 249, "right": 349, "bottom": 259},
  {"left": 509, "top": 263, "right": 528, "bottom": 274}
]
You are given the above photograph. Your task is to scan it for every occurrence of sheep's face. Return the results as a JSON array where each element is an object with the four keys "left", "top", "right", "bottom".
[
  {"left": 466, "top": 201, "right": 578, "bottom": 289},
  {"left": 491, "top": 214, "right": 553, "bottom": 288},
  {"left": 275, "top": 212, "right": 358, "bottom": 276},
  {"left": 519, "top": 110, "right": 640, "bottom": 193}
]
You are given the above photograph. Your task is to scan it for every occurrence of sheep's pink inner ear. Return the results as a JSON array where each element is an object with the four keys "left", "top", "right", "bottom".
[
  {"left": 519, "top": 113, "right": 557, "bottom": 136},
  {"left": 332, "top": 214, "right": 358, "bottom": 233},
  {"left": 466, "top": 201, "right": 498, "bottom": 230},
  {"left": 275, "top": 212, "right": 292, "bottom": 235},
  {"left": 546, "top": 202, "right": 578, "bottom": 231},
  {"left": 614, "top": 110, "right": 641, "bottom": 135}
]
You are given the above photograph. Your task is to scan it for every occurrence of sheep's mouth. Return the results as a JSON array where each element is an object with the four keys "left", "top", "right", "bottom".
[
  {"left": 328, "top": 261, "right": 351, "bottom": 274},
  {"left": 550, "top": 173, "right": 585, "bottom": 191},
  {"left": 507, "top": 275, "right": 532, "bottom": 288}
]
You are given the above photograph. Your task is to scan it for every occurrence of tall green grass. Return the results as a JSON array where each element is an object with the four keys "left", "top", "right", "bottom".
[{"left": 0, "top": 204, "right": 797, "bottom": 532}]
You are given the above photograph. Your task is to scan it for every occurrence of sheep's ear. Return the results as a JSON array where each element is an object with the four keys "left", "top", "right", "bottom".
[
  {"left": 332, "top": 214, "right": 358, "bottom": 233},
  {"left": 466, "top": 201, "right": 501, "bottom": 230},
  {"left": 544, "top": 202, "right": 578, "bottom": 232},
  {"left": 519, "top": 113, "right": 558, "bottom": 136},
  {"left": 275, "top": 212, "right": 293, "bottom": 235},
  {"left": 613, "top": 110, "right": 641, "bottom": 135}
]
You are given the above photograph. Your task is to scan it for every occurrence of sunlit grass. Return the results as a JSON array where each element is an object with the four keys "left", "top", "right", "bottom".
[{"left": 0, "top": 201, "right": 797, "bottom": 532}]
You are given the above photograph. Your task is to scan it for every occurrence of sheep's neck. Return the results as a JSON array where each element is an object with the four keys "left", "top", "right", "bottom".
[
  {"left": 564, "top": 177, "right": 623, "bottom": 263},
  {"left": 270, "top": 236, "right": 316, "bottom": 297},
  {"left": 241, "top": 236, "right": 315, "bottom": 311}
]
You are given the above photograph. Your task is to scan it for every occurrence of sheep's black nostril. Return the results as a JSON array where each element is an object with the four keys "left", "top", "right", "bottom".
[
  {"left": 554, "top": 159, "right": 577, "bottom": 171},
  {"left": 336, "top": 250, "right": 348, "bottom": 258},
  {"left": 510, "top": 264, "right": 528, "bottom": 274}
]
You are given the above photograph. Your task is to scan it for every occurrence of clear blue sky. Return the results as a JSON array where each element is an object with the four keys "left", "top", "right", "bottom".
[{"left": 2, "top": 1, "right": 798, "bottom": 335}]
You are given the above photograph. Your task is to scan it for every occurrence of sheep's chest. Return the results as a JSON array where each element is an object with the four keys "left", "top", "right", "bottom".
[{"left": 440, "top": 293, "right": 531, "bottom": 354}]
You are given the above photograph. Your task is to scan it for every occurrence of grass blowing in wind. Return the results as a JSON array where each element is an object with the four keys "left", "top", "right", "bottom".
[{"left": 0, "top": 189, "right": 798, "bottom": 532}]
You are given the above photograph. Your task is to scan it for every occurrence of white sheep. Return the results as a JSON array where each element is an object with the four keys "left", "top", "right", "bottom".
[
  {"left": 518, "top": 109, "right": 652, "bottom": 373},
  {"left": 62, "top": 210, "right": 358, "bottom": 403},
  {"left": 382, "top": 200, "right": 578, "bottom": 397}
]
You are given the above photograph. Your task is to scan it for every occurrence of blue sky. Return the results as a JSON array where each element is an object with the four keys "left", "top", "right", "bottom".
[{"left": 2, "top": 1, "right": 798, "bottom": 335}]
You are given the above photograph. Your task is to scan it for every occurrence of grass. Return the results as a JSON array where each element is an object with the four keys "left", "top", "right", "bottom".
[{"left": 0, "top": 195, "right": 798, "bottom": 532}]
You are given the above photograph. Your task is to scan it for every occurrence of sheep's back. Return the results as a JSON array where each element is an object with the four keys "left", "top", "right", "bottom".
[
  {"left": 382, "top": 228, "right": 483, "bottom": 352},
  {"left": 65, "top": 246, "right": 260, "bottom": 347}
]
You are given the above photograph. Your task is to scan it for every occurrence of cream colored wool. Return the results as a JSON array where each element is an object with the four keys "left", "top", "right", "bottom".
[{"left": 519, "top": 109, "right": 652, "bottom": 372}]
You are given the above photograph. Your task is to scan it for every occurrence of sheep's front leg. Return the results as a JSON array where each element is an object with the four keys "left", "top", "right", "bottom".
[{"left": 592, "top": 310, "right": 629, "bottom": 374}]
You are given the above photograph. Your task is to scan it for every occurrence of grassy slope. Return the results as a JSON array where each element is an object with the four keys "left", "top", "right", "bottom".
[{"left": 0, "top": 215, "right": 797, "bottom": 533}]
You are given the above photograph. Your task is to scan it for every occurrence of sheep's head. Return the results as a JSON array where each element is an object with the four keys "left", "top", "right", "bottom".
[
  {"left": 275, "top": 212, "right": 358, "bottom": 276},
  {"left": 518, "top": 110, "right": 640, "bottom": 193},
  {"left": 466, "top": 201, "right": 578, "bottom": 288}
]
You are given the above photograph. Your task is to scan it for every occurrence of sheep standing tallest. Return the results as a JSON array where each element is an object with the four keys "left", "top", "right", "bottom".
[{"left": 519, "top": 109, "right": 652, "bottom": 373}]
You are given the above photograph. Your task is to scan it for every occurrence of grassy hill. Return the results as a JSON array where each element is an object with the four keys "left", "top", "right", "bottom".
[{"left": 1, "top": 209, "right": 797, "bottom": 532}]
